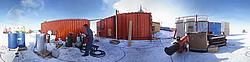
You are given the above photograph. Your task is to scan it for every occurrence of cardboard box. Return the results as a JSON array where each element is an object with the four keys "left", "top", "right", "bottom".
[{"left": 152, "top": 22, "right": 160, "bottom": 33}]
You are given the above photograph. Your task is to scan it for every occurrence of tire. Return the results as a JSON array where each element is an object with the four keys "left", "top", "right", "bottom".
[{"left": 90, "top": 50, "right": 106, "bottom": 58}]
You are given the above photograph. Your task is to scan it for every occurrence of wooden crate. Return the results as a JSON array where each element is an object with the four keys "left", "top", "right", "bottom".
[{"left": 188, "top": 32, "right": 208, "bottom": 51}]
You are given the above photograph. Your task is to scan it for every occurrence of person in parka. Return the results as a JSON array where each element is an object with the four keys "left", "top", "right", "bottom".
[{"left": 82, "top": 24, "right": 94, "bottom": 56}]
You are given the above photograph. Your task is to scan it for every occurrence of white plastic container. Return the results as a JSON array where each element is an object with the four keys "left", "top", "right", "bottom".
[
  {"left": 35, "top": 34, "right": 46, "bottom": 52},
  {"left": 176, "top": 19, "right": 185, "bottom": 37},
  {"left": 221, "top": 22, "right": 230, "bottom": 35}
]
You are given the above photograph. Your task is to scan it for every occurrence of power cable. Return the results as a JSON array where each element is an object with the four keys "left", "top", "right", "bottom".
[
  {"left": 245, "top": 46, "right": 250, "bottom": 57},
  {"left": 115, "top": 47, "right": 126, "bottom": 62},
  {"left": 0, "top": 53, "right": 5, "bottom": 62},
  {"left": 170, "top": 56, "right": 174, "bottom": 62},
  {"left": 0, "top": 46, "right": 7, "bottom": 62}
]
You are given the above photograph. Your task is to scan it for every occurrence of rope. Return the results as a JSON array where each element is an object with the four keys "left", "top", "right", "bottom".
[{"left": 170, "top": 56, "right": 174, "bottom": 62}]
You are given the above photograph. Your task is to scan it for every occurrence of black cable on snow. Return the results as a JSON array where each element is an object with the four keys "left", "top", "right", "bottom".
[
  {"left": 115, "top": 47, "right": 126, "bottom": 62},
  {"left": 0, "top": 54, "right": 5, "bottom": 62},
  {"left": 33, "top": 38, "right": 38, "bottom": 53},
  {"left": 245, "top": 46, "right": 250, "bottom": 57},
  {"left": 0, "top": 46, "right": 6, "bottom": 62},
  {"left": 245, "top": 51, "right": 250, "bottom": 57},
  {"left": 170, "top": 56, "right": 174, "bottom": 62},
  {"left": 90, "top": 50, "right": 106, "bottom": 58}
]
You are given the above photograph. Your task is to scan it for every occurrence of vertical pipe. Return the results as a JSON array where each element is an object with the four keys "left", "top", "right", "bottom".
[
  {"left": 207, "top": 16, "right": 209, "bottom": 34},
  {"left": 115, "top": 10, "right": 118, "bottom": 39},
  {"left": 196, "top": 15, "right": 198, "bottom": 32},
  {"left": 128, "top": 20, "right": 132, "bottom": 47}
]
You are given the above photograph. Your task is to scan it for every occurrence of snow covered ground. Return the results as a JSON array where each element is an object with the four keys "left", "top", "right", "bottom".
[{"left": 0, "top": 30, "right": 250, "bottom": 62}]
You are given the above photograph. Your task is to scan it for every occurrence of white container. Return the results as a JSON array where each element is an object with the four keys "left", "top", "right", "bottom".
[
  {"left": 221, "top": 22, "right": 230, "bottom": 35},
  {"left": 185, "top": 21, "right": 196, "bottom": 33},
  {"left": 197, "top": 21, "right": 208, "bottom": 32},
  {"left": 176, "top": 15, "right": 209, "bottom": 37},
  {"left": 186, "top": 18, "right": 195, "bottom": 22},
  {"left": 176, "top": 20, "right": 185, "bottom": 37},
  {"left": 35, "top": 34, "right": 46, "bottom": 52},
  {"left": 185, "top": 21, "right": 208, "bottom": 33}
]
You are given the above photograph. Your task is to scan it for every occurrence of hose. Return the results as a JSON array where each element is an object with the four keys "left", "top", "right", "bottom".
[
  {"left": 95, "top": 39, "right": 126, "bottom": 62},
  {"left": 0, "top": 53, "right": 5, "bottom": 62},
  {"left": 0, "top": 45, "right": 9, "bottom": 62},
  {"left": 245, "top": 51, "right": 250, "bottom": 57},
  {"left": 170, "top": 56, "right": 174, "bottom": 62},
  {"left": 245, "top": 46, "right": 250, "bottom": 57},
  {"left": 115, "top": 47, "right": 126, "bottom": 62},
  {"left": 33, "top": 38, "right": 38, "bottom": 53},
  {"left": 90, "top": 50, "right": 106, "bottom": 58}
]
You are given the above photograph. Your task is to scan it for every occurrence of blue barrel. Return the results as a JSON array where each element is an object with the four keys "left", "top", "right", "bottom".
[
  {"left": 209, "top": 22, "right": 221, "bottom": 35},
  {"left": 8, "top": 32, "right": 18, "bottom": 49},
  {"left": 17, "top": 32, "right": 26, "bottom": 47}
]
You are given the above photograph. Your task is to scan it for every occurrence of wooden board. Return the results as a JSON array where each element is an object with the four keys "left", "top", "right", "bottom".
[
  {"left": 1, "top": 48, "right": 18, "bottom": 62},
  {"left": 208, "top": 45, "right": 218, "bottom": 53},
  {"left": 36, "top": 50, "right": 51, "bottom": 58}
]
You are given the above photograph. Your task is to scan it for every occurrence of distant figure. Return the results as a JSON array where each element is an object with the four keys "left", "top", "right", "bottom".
[
  {"left": 242, "top": 29, "right": 247, "bottom": 33},
  {"left": 82, "top": 24, "right": 94, "bottom": 56}
]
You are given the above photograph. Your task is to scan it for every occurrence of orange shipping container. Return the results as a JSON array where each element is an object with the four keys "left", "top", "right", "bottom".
[
  {"left": 97, "top": 12, "right": 152, "bottom": 40},
  {"left": 41, "top": 19, "right": 90, "bottom": 42}
]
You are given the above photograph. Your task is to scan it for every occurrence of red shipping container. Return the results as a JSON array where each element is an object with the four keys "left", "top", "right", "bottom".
[
  {"left": 97, "top": 12, "right": 152, "bottom": 40},
  {"left": 41, "top": 19, "right": 90, "bottom": 42}
]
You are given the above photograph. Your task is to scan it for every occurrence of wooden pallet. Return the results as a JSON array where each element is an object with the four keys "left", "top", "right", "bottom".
[
  {"left": 35, "top": 50, "right": 51, "bottom": 58},
  {"left": 208, "top": 45, "right": 218, "bottom": 53},
  {"left": 18, "top": 47, "right": 27, "bottom": 51}
]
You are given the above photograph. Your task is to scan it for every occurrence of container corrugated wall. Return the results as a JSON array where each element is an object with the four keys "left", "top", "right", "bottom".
[
  {"left": 97, "top": 12, "right": 152, "bottom": 40},
  {"left": 176, "top": 15, "right": 209, "bottom": 37},
  {"left": 221, "top": 22, "right": 229, "bottom": 35},
  {"left": 118, "top": 12, "right": 152, "bottom": 40},
  {"left": 209, "top": 22, "right": 221, "bottom": 35},
  {"left": 41, "top": 19, "right": 90, "bottom": 41},
  {"left": 97, "top": 16, "right": 116, "bottom": 38},
  {"left": 185, "top": 21, "right": 196, "bottom": 33},
  {"left": 176, "top": 20, "right": 185, "bottom": 37},
  {"left": 96, "top": 21, "right": 101, "bottom": 37},
  {"left": 184, "top": 21, "right": 208, "bottom": 33},
  {"left": 197, "top": 21, "right": 208, "bottom": 32}
]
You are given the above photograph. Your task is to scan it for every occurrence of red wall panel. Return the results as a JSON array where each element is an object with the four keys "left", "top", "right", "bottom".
[
  {"left": 97, "top": 12, "right": 152, "bottom": 40},
  {"left": 41, "top": 19, "right": 90, "bottom": 42}
]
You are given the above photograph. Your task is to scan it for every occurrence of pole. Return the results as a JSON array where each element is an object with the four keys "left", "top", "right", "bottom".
[
  {"left": 196, "top": 15, "right": 198, "bottom": 32},
  {"left": 128, "top": 20, "right": 132, "bottom": 47},
  {"left": 116, "top": 10, "right": 118, "bottom": 39}
]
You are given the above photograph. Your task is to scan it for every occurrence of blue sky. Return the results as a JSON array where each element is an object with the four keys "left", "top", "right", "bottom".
[
  {"left": 0, "top": 0, "right": 114, "bottom": 23},
  {"left": 0, "top": 0, "right": 249, "bottom": 33}
]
